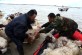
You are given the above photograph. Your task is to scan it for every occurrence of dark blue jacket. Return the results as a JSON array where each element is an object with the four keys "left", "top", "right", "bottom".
[{"left": 5, "top": 14, "right": 32, "bottom": 41}]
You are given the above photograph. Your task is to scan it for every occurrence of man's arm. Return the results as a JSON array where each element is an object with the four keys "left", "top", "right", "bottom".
[
  {"left": 41, "top": 22, "right": 50, "bottom": 28},
  {"left": 40, "top": 23, "right": 57, "bottom": 33}
]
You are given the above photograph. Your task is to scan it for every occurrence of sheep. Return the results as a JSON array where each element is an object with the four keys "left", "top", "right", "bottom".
[
  {"left": 25, "top": 19, "right": 41, "bottom": 44},
  {"left": 54, "top": 37, "right": 68, "bottom": 48},
  {"left": 45, "top": 36, "right": 68, "bottom": 50},
  {"left": 41, "top": 46, "right": 79, "bottom": 55},
  {"left": 38, "top": 30, "right": 68, "bottom": 49},
  {"left": 41, "top": 37, "right": 82, "bottom": 55},
  {"left": 46, "top": 33, "right": 56, "bottom": 49},
  {"left": 0, "top": 28, "right": 10, "bottom": 41},
  {"left": 0, "top": 36, "right": 7, "bottom": 54},
  {"left": 41, "top": 46, "right": 74, "bottom": 55},
  {"left": 39, "top": 29, "right": 57, "bottom": 49}
]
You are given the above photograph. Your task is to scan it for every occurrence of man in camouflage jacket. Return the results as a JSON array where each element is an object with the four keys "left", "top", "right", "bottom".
[{"left": 41, "top": 14, "right": 78, "bottom": 39}]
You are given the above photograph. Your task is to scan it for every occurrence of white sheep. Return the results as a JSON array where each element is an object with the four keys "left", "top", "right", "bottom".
[
  {"left": 40, "top": 29, "right": 56, "bottom": 49},
  {"left": 41, "top": 47, "right": 73, "bottom": 55},
  {"left": 46, "top": 34, "right": 56, "bottom": 49},
  {"left": 0, "top": 28, "right": 10, "bottom": 41},
  {"left": 42, "top": 46, "right": 79, "bottom": 55},
  {"left": 0, "top": 36, "right": 7, "bottom": 54},
  {"left": 25, "top": 19, "right": 41, "bottom": 43},
  {"left": 55, "top": 37, "right": 68, "bottom": 48},
  {"left": 41, "top": 37, "right": 82, "bottom": 55}
]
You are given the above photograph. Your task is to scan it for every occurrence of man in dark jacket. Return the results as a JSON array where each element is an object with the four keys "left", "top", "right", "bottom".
[{"left": 5, "top": 9, "right": 37, "bottom": 55}]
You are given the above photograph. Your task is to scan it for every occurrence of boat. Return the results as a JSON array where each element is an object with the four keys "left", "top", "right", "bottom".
[{"left": 58, "top": 7, "right": 69, "bottom": 11}]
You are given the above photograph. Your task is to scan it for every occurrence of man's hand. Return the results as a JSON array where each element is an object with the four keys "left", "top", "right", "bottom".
[
  {"left": 34, "top": 30, "right": 40, "bottom": 39},
  {"left": 26, "top": 34, "right": 35, "bottom": 44}
]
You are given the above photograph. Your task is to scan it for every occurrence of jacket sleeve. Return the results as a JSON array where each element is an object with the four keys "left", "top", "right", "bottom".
[
  {"left": 40, "top": 23, "right": 57, "bottom": 33},
  {"left": 13, "top": 23, "right": 27, "bottom": 38},
  {"left": 41, "top": 22, "right": 50, "bottom": 28}
]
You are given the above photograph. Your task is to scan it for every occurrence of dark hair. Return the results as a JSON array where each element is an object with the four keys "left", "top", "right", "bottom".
[
  {"left": 48, "top": 13, "right": 56, "bottom": 18},
  {"left": 27, "top": 9, "right": 37, "bottom": 16},
  {"left": 56, "top": 13, "right": 60, "bottom": 16}
]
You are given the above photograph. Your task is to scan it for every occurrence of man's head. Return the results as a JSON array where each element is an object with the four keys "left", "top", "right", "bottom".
[
  {"left": 27, "top": 9, "right": 37, "bottom": 23},
  {"left": 48, "top": 13, "right": 56, "bottom": 23}
]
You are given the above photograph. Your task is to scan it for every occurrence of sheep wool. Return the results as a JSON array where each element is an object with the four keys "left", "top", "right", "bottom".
[
  {"left": 0, "top": 28, "right": 9, "bottom": 40},
  {"left": 0, "top": 37, "right": 7, "bottom": 54},
  {"left": 26, "top": 19, "right": 40, "bottom": 36},
  {"left": 0, "top": 37, "right": 7, "bottom": 48},
  {"left": 42, "top": 42, "right": 79, "bottom": 55},
  {"left": 41, "top": 48, "right": 52, "bottom": 55},
  {"left": 41, "top": 37, "right": 81, "bottom": 55}
]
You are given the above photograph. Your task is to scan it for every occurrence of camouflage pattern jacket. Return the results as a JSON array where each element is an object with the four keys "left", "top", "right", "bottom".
[{"left": 43, "top": 16, "right": 78, "bottom": 33}]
